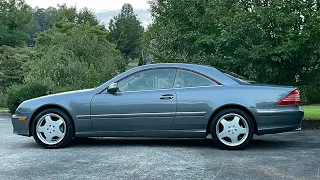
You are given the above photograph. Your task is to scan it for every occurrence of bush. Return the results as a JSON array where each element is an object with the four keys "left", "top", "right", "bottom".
[
  {"left": 6, "top": 79, "right": 53, "bottom": 114},
  {"left": 0, "top": 93, "right": 6, "bottom": 108},
  {"left": 299, "top": 85, "right": 320, "bottom": 105},
  {"left": 0, "top": 46, "right": 29, "bottom": 93}
]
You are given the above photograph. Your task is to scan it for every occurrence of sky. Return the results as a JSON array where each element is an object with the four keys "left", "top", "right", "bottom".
[
  {"left": 25, "top": 0, "right": 151, "bottom": 27},
  {"left": 25, "top": 0, "right": 150, "bottom": 11}
]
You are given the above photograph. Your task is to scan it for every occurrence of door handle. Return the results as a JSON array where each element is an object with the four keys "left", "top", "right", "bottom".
[{"left": 160, "top": 94, "right": 174, "bottom": 100}]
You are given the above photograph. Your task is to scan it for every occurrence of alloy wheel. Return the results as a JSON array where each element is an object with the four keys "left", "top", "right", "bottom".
[
  {"left": 36, "top": 113, "right": 67, "bottom": 145},
  {"left": 215, "top": 113, "right": 249, "bottom": 147}
]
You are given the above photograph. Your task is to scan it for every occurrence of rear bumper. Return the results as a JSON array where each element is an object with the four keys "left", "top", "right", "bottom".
[{"left": 255, "top": 106, "right": 304, "bottom": 135}]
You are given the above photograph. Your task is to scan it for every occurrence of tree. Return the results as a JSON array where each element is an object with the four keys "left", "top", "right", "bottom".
[
  {"left": 28, "top": 5, "right": 104, "bottom": 47},
  {"left": 28, "top": 7, "right": 58, "bottom": 46},
  {"left": 28, "top": 22, "right": 125, "bottom": 89},
  {"left": 54, "top": 5, "right": 103, "bottom": 28},
  {"left": 0, "top": 0, "right": 32, "bottom": 47},
  {"left": 108, "top": 3, "right": 144, "bottom": 60},
  {"left": 147, "top": 0, "right": 320, "bottom": 103},
  {"left": 0, "top": 46, "right": 29, "bottom": 92}
]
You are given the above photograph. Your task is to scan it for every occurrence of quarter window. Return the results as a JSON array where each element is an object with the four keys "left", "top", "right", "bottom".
[
  {"left": 118, "top": 69, "right": 176, "bottom": 92},
  {"left": 174, "top": 70, "right": 217, "bottom": 88}
]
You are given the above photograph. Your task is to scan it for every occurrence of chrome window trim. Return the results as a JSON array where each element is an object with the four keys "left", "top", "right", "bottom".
[
  {"left": 173, "top": 84, "right": 222, "bottom": 90},
  {"left": 99, "top": 66, "right": 224, "bottom": 94}
]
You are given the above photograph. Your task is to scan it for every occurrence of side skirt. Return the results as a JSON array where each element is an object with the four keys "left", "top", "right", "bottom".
[{"left": 76, "top": 129, "right": 207, "bottom": 138}]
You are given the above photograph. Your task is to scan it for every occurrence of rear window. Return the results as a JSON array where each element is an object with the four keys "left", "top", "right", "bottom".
[
  {"left": 217, "top": 68, "right": 254, "bottom": 85},
  {"left": 224, "top": 73, "right": 251, "bottom": 85}
]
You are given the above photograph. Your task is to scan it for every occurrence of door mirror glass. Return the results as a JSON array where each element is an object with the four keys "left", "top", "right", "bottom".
[{"left": 107, "top": 83, "right": 119, "bottom": 93}]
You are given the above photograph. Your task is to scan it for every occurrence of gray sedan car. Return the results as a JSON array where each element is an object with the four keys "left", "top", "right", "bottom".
[{"left": 11, "top": 63, "right": 304, "bottom": 149}]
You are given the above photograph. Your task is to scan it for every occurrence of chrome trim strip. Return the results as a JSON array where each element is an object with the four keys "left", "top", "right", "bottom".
[
  {"left": 75, "top": 129, "right": 207, "bottom": 138},
  {"left": 83, "top": 129, "right": 207, "bottom": 133},
  {"left": 256, "top": 109, "right": 303, "bottom": 115},
  {"left": 175, "top": 111, "right": 207, "bottom": 116},
  {"left": 76, "top": 115, "right": 90, "bottom": 119},
  {"left": 76, "top": 111, "right": 207, "bottom": 119},
  {"left": 92, "top": 112, "right": 176, "bottom": 118}
]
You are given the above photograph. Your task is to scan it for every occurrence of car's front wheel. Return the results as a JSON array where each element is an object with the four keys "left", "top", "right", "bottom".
[
  {"left": 210, "top": 108, "right": 254, "bottom": 150},
  {"left": 32, "top": 108, "right": 74, "bottom": 148}
]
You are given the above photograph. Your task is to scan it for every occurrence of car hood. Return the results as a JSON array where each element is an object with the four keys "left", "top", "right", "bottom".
[
  {"left": 15, "top": 88, "right": 96, "bottom": 114},
  {"left": 24, "top": 88, "right": 95, "bottom": 103}
]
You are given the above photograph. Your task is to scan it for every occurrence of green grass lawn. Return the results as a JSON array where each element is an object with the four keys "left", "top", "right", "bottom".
[
  {"left": 0, "top": 108, "right": 8, "bottom": 111},
  {"left": 302, "top": 106, "right": 320, "bottom": 120}
]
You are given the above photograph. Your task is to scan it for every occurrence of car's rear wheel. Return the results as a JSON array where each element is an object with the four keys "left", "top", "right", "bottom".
[
  {"left": 32, "top": 108, "right": 74, "bottom": 148},
  {"left": 210, "top": 108, "right": 254, "bottom": 150}
]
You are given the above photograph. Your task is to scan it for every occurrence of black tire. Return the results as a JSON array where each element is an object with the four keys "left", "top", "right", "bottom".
[
  {"left": 210, "top": 108, "right": 254, "bottom": 150},
  {"left": 31, "top": 108, "right": 74, "bottom": 149}
]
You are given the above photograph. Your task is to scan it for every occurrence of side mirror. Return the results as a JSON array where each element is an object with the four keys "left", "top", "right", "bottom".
[{"left": 107, "top": 83, "right": 119, "bottom": 93}]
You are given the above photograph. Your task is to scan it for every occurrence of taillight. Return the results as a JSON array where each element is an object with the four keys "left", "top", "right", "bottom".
[{"left": 277, "top": 90, "right": 300, "bottom": 105}]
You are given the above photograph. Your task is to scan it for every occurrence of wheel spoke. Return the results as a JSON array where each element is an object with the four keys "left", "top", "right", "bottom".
[
  {"left": 231, "top": 116, "right": 240, "bottom": 126},
  {"left": 45, "top": 132, "right": 53, "bottom": 142},
  {"left": 237, "top": 127, "right": 248, "bottom": 135},
  {"left": 45, "top": 116, "right": 54, "bottom": 125},
  {"left": 230, "top": 134, "right": 239, "bottom": 143},
  {"left": 220, "top": 119, "right": 229, "bottom": 127},
  {"left": 55, "top": 119, "right": 64, "bottom": 126},
  {"left": 53, "top": 130, "right": 64, "bottom": 138},
  {"left": 218, "top": 130, "right": 228, "bottom": 139},
  {"left": 38, "top": 126, "right": 46, "bottom": 133}
]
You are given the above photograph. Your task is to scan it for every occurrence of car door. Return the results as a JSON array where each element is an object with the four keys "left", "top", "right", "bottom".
[
  {"left": 90, "top": 68, "right": 177, "bottom": 131},
  {"left": 172, "top": 69, "right": 220, "bottom": 130}
]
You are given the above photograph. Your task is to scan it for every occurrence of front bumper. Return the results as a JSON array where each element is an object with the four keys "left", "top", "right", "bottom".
[
  {"left": 255, "top": 106, "right": 304, "bottom": 135},
  {"left": 11, "top": 113, "right": 32, "bottom": 136}
]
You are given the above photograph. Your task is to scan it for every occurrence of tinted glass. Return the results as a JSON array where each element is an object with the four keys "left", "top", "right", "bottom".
[
  {"left": 174, "top": 70, "right": 217, "bottom": 88},
  {"left": 118, "top": 68, "right": 176, "bottom": 92}
]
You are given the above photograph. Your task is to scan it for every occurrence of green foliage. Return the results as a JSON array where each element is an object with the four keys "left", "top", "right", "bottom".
[
  {"left": 28, "top": 7, "right": 58, "bottom": 46},
  {"left": 108, "top": 3, "right": 144, "bottom": 60},
  {"left": 54, "top": 5, "right": 102, "bottom": 28},
  {"left": 0, "top": 46, "right": 29, "bottom": 93},
  {"left": 0, "top": 0, "right": 32, "bottom": 47},
  {"left": 147, "top": 0, "right": 320, "bottom": 104},
  {"left": 0, "top": 93, "right": 6, "bottom": 108},
  {"left": 6, "top": 78, "right": 53, "bottom": 113},
  {"left": 299, "top": 84, "right": 320, "bottom": 105},
  {"left": 28, "top": 5, "right": 104, "bottom": 47},
  {"left": 27, "top": 22, "right": 125, "bottom": 90},
  {"left": 138, "top": 56, "right": 143, "bottom": 66}
]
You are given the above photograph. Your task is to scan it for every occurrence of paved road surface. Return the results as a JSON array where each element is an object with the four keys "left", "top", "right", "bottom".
[{"left": 0, "top": 116, "right": 319, "bottom": 180}]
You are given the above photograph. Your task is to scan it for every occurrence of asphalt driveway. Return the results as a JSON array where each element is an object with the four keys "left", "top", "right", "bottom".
[{"left": 0, "top": 116, "right": 319, "bottom": 180}]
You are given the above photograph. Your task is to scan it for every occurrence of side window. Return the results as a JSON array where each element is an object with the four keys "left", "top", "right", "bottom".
[
  {"left": 174, "top": 70, "right": 217, "bottom": 88},
  {"left": 118, "top": 69, "right": 176, "bottom": 92}
]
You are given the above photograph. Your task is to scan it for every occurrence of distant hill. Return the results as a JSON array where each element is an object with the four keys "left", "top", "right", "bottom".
[{"left": 95, "top": 9, "right": 152, "bottom": 29}]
